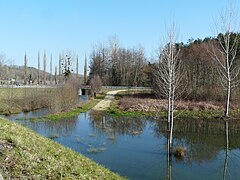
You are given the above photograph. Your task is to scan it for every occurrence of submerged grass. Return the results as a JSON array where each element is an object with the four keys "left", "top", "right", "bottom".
[{"left": 0, "top": 118, "right": 125, "bottom": 179}]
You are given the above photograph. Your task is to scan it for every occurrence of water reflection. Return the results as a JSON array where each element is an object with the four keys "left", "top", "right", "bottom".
[
  {"left": 89, "top": 111, "right": 147, "bottom": 138},
  {"left": 223, "top": 120, "right": 229, "bottom": 180},
  {"left": 4, "top": 110, "right": 240, "bottom": 180}
]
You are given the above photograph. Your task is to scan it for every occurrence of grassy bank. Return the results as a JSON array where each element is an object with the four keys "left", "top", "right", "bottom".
[
  {"left": 0, "top": 118, "right": 124, "bottom": 179},
  {"left": 108, "top": 91, "right": 240, "bottom": 119}
]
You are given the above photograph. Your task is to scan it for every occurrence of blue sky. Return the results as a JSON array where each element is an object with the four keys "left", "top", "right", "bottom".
[{"left": 0, "top": 0, "right": 239, "bottom": 74}]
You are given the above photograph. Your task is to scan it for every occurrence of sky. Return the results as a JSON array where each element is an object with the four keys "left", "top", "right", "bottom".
[{"left": 0, "top": 0, "right": 239, "bottom": 74}]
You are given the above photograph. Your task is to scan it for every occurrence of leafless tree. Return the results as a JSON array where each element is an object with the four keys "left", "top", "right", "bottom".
[
  {"left": 43, "top": 50, "right": 47, "bottom": 85},
  {"left": 59, "top": 53, "right": 62, "bottom": 84},
  {"left": 50, "top": 54, "right": 52, "bottom": 84},
  {"left": 210, "top": 4, "right": 240, "bottom": 117},
  {"left": 38, "top": 50, "right": 41, "bottom": 84},
  {"left": 76, "top": 55, "right": 79, "bottom": 79},
  {"left": 90, "top": 75, "right": 102, "bottom": 96},
  {"left": 24, "top": 52, "right": 28, "bottom": 84},
  {"left": 153, "top": 22, "right": 182, "bottom": 152},
  {"left": 84, "top": 55, "right": 88, "bottom": 84},
  {"left": 54, "top": 65, "right": 57, "bottom": 84}
]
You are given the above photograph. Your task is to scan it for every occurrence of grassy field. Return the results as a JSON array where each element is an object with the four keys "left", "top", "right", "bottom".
[
  {"left": 0, "top": 118, "right": 125, "bottom": 179},
  {"left": 108, "top": 90, "right": 240, "bottom": 119},
  {"left": 0, "top": 87, "right": 53, "bottom": 115}
]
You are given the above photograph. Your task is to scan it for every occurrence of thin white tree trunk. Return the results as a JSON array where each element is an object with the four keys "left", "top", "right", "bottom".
[
  {"left": 168, "top": 88, "right": 171, "bottom": 130},
  {"left": 225, "top": 78, "right": 231, "bottom": 117}
]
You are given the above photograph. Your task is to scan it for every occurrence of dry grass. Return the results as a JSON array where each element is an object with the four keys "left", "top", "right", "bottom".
[
  {"left": 119, "top": 94, "right": 228, "bottom": 112},
  {"left": 0, "top": 88, "right": 52, "bottom": 114}
]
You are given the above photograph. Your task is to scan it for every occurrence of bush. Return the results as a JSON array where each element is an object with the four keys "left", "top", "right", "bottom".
[{"left": 48, "top": 76, "right": 80, "bottom": 113}]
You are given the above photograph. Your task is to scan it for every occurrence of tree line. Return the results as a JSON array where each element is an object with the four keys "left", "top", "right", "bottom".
[
  {"left": 20, "top": 50, "right": 88, "bottom": 86},
  {"left": 88, "top": 37, "right": 151, "bottom": 87},
  {"left": 89, "top": 34, "right": 240, "bottom": 102}
]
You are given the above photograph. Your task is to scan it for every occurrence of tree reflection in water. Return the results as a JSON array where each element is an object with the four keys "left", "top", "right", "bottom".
[
  {"left": 24, "top": 116, "right": 78, "bottom": 137},
  {"left": 89, "top": 111, "right": 147, "bottom": 140},
  {"left": 223, "top": 120, "right": 229, "bottom": 180},
  {"left": 6, "top": 109, "right": 240, "bottom": 179}
]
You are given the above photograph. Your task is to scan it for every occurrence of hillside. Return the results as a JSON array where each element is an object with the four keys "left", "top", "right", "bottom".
[{"left": 0, "top": 65, "right": 83, "bottom": 84}]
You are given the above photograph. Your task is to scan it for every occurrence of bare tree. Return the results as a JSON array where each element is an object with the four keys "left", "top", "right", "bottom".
[
  {"left": 38, "top": 50, "right": 41, "bottom": 84},
  {"left": 90, "top": 75, "right": 102, "bottom": 96},
  {"left": 54, "top": 65, "right": 57, "bottom": 84},
  {"left": 24, "top": 52, "right": 28, "bottom": 85},
  {"left": 43, "top": 50, "right": 47, "bottom": 85},
  {"left": 210, "top": 4, "right": 240, "bottom": 117},
  {"left": 76, "top": 55, "right": 79, "bottom": 79},
  {"left": 59, "top": 53, "right": 63, "bottom": 84},
  {"left": 84, "top": 55, "right": 88, "bottom": 84},
  {"left": 153, "top": 22, "right": 182, "bottom": 152},
  {"left": 50, "top": 54, "right": 52, "bottom": 84}
]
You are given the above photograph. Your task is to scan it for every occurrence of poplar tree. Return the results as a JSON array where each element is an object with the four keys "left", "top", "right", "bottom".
[
  {"left": 76, "top": 55, "right": 79, "bottom": 79},
  {"left": 55, "top": 65, "right": 57, "bottom": 84},
  {"left": 43, "top": 51, "right": 47, "bottom": 85},
  {"left": 84, "top": 55, "right": 88, "bottom": 84},
  {"left": 24, "top": 52, "right": 28, "bottom": 85},
  {"left": 50, "top": 54, "right": 52, "bottom": 84},
  {"left": 38, "top": 50, "right": 41, "bottom": 84},
  {"left": 59, "top": 53, "right": 62, "bottom": 84}
]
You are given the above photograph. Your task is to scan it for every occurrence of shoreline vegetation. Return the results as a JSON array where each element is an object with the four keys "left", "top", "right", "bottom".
[
  {"left": 0, "top": 88, "right": 239, "bottom": 179},
  {"left": 0, "top": 118, "right": 124, "bottom": 179},
  {"left": 42, "top": 92, "right": 106, "bottom": 121},
  {"left": 107, "top": 90, "right": 240, "bottom": 120},
  {"left": 3, "top": 88, "right": 240, "bottom": 121}
]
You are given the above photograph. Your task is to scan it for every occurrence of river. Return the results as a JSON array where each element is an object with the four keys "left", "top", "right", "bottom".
[{"left": 4, "top": 109, "right": 240, "bottom": 180}]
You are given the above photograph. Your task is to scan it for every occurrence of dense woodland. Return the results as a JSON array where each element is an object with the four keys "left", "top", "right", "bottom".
[{"left": 89, "top": 34, "right": 240, "bottom": 103}]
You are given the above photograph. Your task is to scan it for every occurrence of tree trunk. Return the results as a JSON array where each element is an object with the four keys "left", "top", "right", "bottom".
[{"left": 225, "top": 79, "right": 231, "bottom": 117}]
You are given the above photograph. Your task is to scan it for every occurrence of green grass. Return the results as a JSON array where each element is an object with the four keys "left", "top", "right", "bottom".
[{"left": 0, "top": 118, "right": 125, "bottom": 179}]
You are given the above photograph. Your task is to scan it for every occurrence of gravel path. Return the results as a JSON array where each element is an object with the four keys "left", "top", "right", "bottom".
[{"left": 92, "top": 90, "right": 127, "bottom": 111}]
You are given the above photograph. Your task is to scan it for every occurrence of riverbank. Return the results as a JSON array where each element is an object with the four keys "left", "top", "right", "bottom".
[
  {"left": 108, "top": 91, "right": 240, "bottom": 119},
  {"left": 0, "top": 118, "right": 124, "bottom": 179},
  {"left": 30, "top": 93, "right": 106, "bottom": 122}
]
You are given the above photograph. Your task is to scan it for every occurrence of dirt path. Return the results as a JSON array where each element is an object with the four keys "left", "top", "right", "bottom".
[{"left": 92, "top": 90, "right": 127, "bottom": 111}]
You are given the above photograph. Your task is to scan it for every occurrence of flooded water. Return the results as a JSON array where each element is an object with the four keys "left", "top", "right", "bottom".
[{"left": 5, "top": 109, "right": 240, "bottom": 180}]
